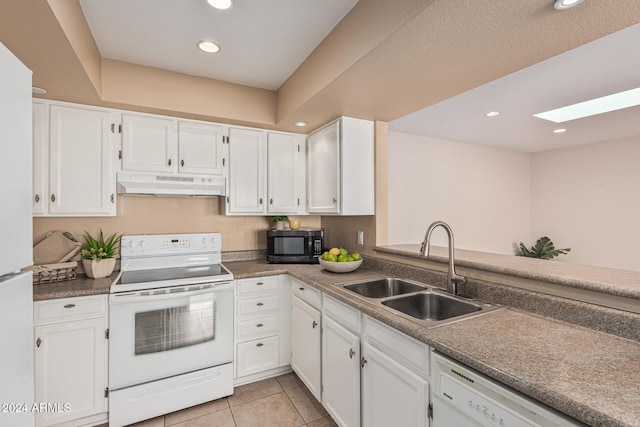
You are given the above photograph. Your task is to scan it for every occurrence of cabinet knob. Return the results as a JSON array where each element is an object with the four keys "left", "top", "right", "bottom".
[
  {"left": 270, "top": 198, "right": 273, "bottom": 205},
  {"left": 50, "top": 194, "right": 56, "bottom": 202},
  {"left": 256, "top": 323, "right": 264, "bottom": 328},
  {"left": 312, "top": 320, "right": 318, "bottom": 329},
  {"left": 110, "top": 194, "right": 115, "bottom": 203},
  {"left": 181, "top": 159, "right": 184, "bottom": 167},
  {"left": 36, "top": 337, "right": 42, "bottom": 348},
  {"left": 332, "top": 197, "right": 337, "bottom": 204},
  {"left": 259, "top": 198, "right": 263, "bottom": 204},
  {"left": 34, "top": 194, "right": 40, "bottom": 203},
  {"left": 349, "top": 348, "right": 355, "bottom": 359},
  {"left": 256, "top": 343, "right": 264, "bottom": 347},
  {"left": 256, "top": 302, "right": 264, "bottom": 307},
  {"left": 63, "top": 304, "right": 75, "bottom": 309},
  {"left": 299, "top": 287, "right": 305, "bottom": 291},
  {"left": 168, "top": 159, "right": 172, "bottom": 166},
  {"left": 361, "top": 357, "right": 367, "bottom": 368},
  {"left": 256, "top": 282, "right": 264, "bottom": 286}
]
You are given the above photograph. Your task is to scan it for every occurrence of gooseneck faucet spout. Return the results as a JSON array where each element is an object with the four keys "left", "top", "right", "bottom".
[{"left": 420, "top": 221, "right": 466, "bottom": 295}]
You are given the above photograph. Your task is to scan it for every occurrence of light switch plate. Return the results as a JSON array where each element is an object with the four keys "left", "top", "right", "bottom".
[{"left": 357, "top": 231, "right": 364, "bottom": 245}]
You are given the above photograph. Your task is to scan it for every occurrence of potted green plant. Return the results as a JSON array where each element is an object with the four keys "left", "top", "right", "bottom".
[
  {"left": 80, "top": 229, "right": 121, "bottom": 279},
  {"left": 272, "top": 216, "right": 289, "bottom": 230},
  {"left": 517, "top": 236, "right": 570, "bottom": 260}
]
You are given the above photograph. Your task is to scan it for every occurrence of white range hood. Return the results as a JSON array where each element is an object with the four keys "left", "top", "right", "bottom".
[{"left": 117, "top": 172, "right": 226, "bottom": 197}]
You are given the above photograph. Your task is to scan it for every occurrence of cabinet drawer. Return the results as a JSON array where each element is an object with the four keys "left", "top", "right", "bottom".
[
  {"left": 323, "top": 294, "right": 361, "bottom": 333},
  {"left": 364, "top": 315, "right": 429, "bottom": 378},
  {"left": 236, "top": 276, "right": 281, "bottom": 298},
  {"left": 34, "top": 295, "right": 107, "bottom": 325},
  {"left": 237, "top": 316, "right": 279, "bottom": 342},
  {"left": 236, "top": 336, "right": 280, "bottom": 378},
  {"left": 291, "top": 279, "right": 321, "bottom": 309},
  {"left": 237, "top": 295, "right": 279, "bottom": 319}
]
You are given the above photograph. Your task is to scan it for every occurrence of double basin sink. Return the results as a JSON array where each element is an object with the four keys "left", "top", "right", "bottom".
[{"left": 341, "top": 278, "right": 500, "bottom": 327}]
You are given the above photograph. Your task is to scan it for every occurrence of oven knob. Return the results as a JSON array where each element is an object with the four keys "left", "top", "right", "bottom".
[
  {"left": 128, "top": 240, "right": 135, "bottom": 248},
  {"left": 201, "top": 237, "right": 207, "bottom": 246},
  {"left": 139, "top": 240, "right": 145, "bottom": 248},
  {"left": 209, "top": 237, "right": 216, "bottom": 246}
]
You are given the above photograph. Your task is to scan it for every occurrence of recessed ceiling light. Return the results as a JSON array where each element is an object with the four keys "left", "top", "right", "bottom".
[
  {"left": 485, "top": 111, "right": 500, "bottom": 117},
  {"left": 554, "top": 0, "right": 584, "bottom": 10},
  {"left": 207, "top": 0, "right": 232, "bottom": 10},
  {"left": 294, "top": 121, "right": 308, "bottom": 127},
  {"left": 32, "top": 86, "right": 47, "bottom": 94},
  {"left": 553, "top": 128, "right": 566, "bottom": 133},
  {"left": 534, "top": 87, "right": 640, "bottom": 123},
  {"left": 197, "top": 40, "right": 220, "bottom": 54}
]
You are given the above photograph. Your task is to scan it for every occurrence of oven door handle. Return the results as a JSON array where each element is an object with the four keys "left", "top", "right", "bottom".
[{"left": 110, "top": 284, "right": 231, "bottom": 304}]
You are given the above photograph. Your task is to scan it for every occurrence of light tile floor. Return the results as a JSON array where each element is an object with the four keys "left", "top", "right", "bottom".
[{"left": 124, "top": 373, "right": 337, "bottom": 427}]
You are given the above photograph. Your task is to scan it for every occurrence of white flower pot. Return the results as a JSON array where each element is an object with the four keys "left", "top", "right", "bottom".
[{"left": 82, "top": 258, "right": 116, "bottom": 279}]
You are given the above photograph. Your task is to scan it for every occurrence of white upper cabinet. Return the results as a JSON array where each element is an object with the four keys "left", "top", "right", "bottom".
[
  {"left": 227, "top": 127, "right": 266, "bottom": 214},
  {"left": 267, "top": 132, "right": 305, "bottom": 214},
  {"left": 226, "top": 127, "right": 305, "bottom": 215},
  {"left": 307, "top": 117, "right": 374, "bottom": 215},
  {"left": 122, "top": 114, "right": 225, "bottom": 176},
  {"left": 35, "top": 103, "right": 117, "bottom": 216},
  {"left": 121, "top": 114, "right": 177, "bottom": 173},
  {"left": 178, "top": 121, "right": 225, "bottom": 175}
]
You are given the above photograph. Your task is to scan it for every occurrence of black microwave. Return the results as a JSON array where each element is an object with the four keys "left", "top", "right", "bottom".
[{"left": 267, "top": 229, "right": 323, "bottom": 264}]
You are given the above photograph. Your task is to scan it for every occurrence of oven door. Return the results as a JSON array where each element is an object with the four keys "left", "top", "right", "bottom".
[{"left": 108, "top": 282, "right": 233, "bottom": 390}]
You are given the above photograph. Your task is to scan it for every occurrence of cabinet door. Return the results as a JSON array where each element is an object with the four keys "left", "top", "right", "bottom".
[
  {"left": 290, "top": 296, "right": 322, "bottom": 400},
  {"left": 34, "top": 317, "right": 107, "bottom": 426},
  {"left": 32, "top": 102, "right": 47, "bottom": 215},
  {"left": 178, "top": 121, "right": 224, "bottom": 175},
  {"left": 307, "top": 120, "right": 340, "bottom": 213},
  {"left": 322, "top": 315, "right": 360, "bottom": 427},
  {"left": 49, "top": 105, "right": 116, "bottom": 216},
  {"left": 236, "top": 336, "right": 280, "bottom": 378},
  {"left": 361, "top": 342, "right": 429, "bottom": 427},
  {"left": 121, "top": 114, "right": 177, "bottom": 173},
  {"left": 267, "top": 132, "right": 300, "bottom": 214},
  {"left": 227, "top": 127, "right": 266, "bottom": 213}
]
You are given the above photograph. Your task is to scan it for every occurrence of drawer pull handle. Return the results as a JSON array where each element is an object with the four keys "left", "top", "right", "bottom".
[
  {"left": 312, "top": 320, "right": 318, "bottom": 329},
  {"left": 256, "top": 343, "right": 264, "bottom": 347},
  {"left": 257, "top": 302, "right": 264, "bottom": 307},
  {"left": 256, "top": 323, "right": 264, "bottom": 328},
  {"left": 361, "top": 357, "right": 368, "bottom": 368},
  {"left": 299, "top": 287, "right": 305, "bottom": 291},
  {"left": 349, "top": 348, "right": 355, "bottom": 359},
  {"left": 256, "top": 282, "right": 264, "bottom": 286},
  {"left": 63, "top": 304, "right": 76, "bottom": 309},
  {"left": 36, "top": 337, "right": 42, "bottom": 348}
]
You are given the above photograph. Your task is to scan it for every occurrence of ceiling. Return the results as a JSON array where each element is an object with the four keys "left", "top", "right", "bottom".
[
  {"left": 79, "top": 0, "right": 358, "bottom": 91},
  {"left": 389, "top": 23, "right": 640, "bottom": 153},
  {"left": 1, "top": 0, "right": 640, "bottom": 145}
]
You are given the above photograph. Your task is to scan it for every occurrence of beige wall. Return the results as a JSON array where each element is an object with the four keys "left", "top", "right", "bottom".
[
  {"left": 531, "top": 136, "right": 640, "bottom": 271},
  {"left": 34, "top": 196, "right": 321, "bottom": 253},
  {"left": 387, "top": 131, "right": 531, "bottom": 255}
]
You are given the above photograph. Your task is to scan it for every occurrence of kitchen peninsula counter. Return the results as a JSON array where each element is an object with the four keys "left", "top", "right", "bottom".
[{"left": 227, "top": 260, "right": 640, "bottom": 427}]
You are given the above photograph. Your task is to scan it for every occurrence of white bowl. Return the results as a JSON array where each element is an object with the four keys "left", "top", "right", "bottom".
[{"left": 319, "top": 258, "right": 363, "bottom": 273}]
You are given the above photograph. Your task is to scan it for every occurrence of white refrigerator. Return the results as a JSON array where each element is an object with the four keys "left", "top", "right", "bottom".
[{"left": 0, "top": 41, "right": 35, "bottom": 427}]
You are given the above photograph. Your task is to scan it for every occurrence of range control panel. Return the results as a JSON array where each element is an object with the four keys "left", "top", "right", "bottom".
[{"left": 120, "top": 233, "right": 222, "bottom": 257}]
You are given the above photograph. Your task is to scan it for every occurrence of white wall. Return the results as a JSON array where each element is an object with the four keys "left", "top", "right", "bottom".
[
  {"left": 531, "top": 136, "right": 640, "bottom": 270},
  {"left": 388, "top": 131, "right": 531, "bottom": 254}
]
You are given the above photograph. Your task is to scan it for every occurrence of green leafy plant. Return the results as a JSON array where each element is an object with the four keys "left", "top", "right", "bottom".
[
  {"left": 517, "top": 236, "right": 570, "bottom": 260},
  {"left": 81, "top": 229, "right": 121, "bottom": 261},
  {"left": 272, "top": 216, "right": 289, "bottom": 222}
]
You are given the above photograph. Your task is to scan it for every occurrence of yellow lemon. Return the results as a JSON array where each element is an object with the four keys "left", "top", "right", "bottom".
[{"left": 329, "top": 247, "right": 340, "bottom": 256}]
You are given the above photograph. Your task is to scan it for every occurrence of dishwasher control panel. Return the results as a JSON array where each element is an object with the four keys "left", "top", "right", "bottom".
[{"left": 431, "top": 352, "right": 586, "bottom": 427}]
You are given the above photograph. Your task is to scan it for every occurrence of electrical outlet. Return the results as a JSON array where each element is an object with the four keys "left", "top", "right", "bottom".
[{"left": 357, "top": 231, "right": 364, "bottom": 245}]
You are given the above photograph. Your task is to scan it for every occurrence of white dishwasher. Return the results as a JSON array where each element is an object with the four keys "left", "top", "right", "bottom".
[{"left": 431, "top": 352, "right": 586, "bottom": 427}]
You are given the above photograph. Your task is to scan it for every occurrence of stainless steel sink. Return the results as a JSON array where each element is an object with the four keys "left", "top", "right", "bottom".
[
  {"left": 343, "top": 278, "right": 426, "bottom": 298},
  {"left": 338, "top": 277, "right": 501, "bottom": 327},
  {"left": 382, "top": 292, "right": 481, "bottom": 321}
]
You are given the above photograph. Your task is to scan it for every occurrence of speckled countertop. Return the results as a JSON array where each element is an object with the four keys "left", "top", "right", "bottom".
[
  {"left": 32, "top": 260, "right": 640, "bottom": 426},
  {"left": 377, "top": 244, "right": 640, "bottom": 301}
]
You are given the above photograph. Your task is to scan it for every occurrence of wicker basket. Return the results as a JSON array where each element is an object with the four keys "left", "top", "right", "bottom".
[{"left": 28, "top": 262, "right": 78, "bottom": 285}]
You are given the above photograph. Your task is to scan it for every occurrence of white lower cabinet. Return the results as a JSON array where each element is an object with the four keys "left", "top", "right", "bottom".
[
  {"left": 290, "top": 287, "right": 322, "bottom": 400},
  {"left": 362, "top": 315, "right": 430, "bottom": 427},
  {"left": 234, "top": 275, "right": 291, "bottom": 383},
  {"left": 34, "top": 295, "right": 108, "bottom": 427},
  {"left": 322, "top": 301, "right": 361, "bottom": 427}
]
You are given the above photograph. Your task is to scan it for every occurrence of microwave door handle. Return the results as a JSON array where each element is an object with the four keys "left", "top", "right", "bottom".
[{"left": 308, "top": 235, "right": 314, "bottom": 258}]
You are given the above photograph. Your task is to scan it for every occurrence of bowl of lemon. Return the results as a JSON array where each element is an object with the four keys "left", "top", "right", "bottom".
[{"left": 319, "top": 247, "right": 363, "bottom": 273}]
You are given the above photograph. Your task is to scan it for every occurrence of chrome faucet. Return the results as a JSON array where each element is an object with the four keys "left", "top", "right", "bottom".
[{"left": 420, "top": 221, "right": 466, "bottom": 295}]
